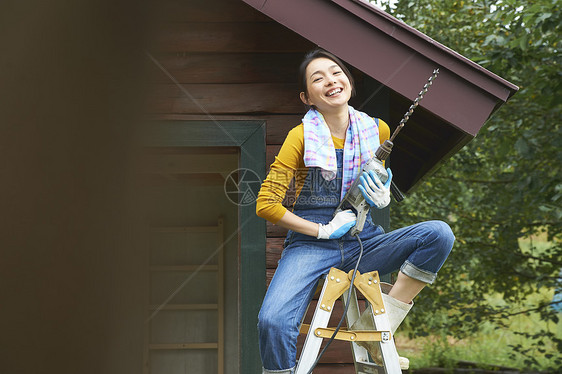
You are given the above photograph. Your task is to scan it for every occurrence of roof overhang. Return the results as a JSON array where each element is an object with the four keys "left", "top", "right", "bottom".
[{"left": 242, "top": 0, "right": 518, "bottom": 193}]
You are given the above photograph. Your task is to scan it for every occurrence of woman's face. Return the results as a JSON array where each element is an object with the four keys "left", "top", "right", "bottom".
[{"left": 300, "top": 57, "right": 353, "bottom": 113}]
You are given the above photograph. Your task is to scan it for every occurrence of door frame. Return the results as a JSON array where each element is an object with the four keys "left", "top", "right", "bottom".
[{"left": 141, "top": 120, "right": 266, "bottom": 373}]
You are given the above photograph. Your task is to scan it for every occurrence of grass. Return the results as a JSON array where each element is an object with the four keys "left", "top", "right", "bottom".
[
  {"left": 397, "top": 306, "right": 562, "bottom": 371},
  {"left": 395, "top": 235, "right": 562, "bottom": 372}
]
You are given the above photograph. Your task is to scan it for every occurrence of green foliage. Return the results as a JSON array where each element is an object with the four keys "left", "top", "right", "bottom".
[
  {"left": 381, "top": 0, "right": 562, "bottom": 370},
  {"left": 402, "top": 289, "right": 562, "bottom": 370}
]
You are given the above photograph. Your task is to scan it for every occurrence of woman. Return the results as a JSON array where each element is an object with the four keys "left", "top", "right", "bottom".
[{"left": 256, "top": 49, "right": 455, "bottom": 374}]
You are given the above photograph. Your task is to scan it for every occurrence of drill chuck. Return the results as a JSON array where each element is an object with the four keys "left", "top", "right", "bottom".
[{"left": 375, "top": 140, "right": 394, "bottom": 161}]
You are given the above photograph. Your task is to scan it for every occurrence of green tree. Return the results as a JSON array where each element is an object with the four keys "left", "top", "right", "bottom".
[{"left": 380, "top": 0, "right": 561, "bottom": 369}]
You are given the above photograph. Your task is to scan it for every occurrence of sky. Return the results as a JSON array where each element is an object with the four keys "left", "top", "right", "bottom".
[{"left": 370, "top": 0, "right": 398, "bottom": 10}]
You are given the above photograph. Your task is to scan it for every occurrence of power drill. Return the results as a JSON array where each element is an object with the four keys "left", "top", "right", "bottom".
[{"left": 336, "top": 69, "right": 440, "bottom": 236}]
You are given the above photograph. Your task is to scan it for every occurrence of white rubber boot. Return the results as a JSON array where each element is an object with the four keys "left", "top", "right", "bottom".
[
  {"left": 382, "top": 292, "right": 412, "bottom": 369},
  {"left": 351, "top": 283, "right": 412, "bottom": 369}
]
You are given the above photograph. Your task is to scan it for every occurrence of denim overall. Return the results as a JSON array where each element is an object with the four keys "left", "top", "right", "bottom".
[{"left": 258, "top": 150, "right": 454, "bottom": 374}]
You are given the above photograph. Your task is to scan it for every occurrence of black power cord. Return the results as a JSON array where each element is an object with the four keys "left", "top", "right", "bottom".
[{"left": 306, "top": 233, "right": 365, "bottom": 374}]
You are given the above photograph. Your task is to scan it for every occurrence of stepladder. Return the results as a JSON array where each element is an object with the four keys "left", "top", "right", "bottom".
[{"left": 295, "top": 267, "right": 402, "bottom": 374}]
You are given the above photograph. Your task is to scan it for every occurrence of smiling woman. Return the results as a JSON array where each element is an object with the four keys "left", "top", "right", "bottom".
[{"left": 254, "top": 49, "right": 455, "bottom": 374}]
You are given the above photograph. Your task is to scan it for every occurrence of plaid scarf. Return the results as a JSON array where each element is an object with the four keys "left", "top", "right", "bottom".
[{"left": 303, "top": 106, "right": 380, "bottom": 200}]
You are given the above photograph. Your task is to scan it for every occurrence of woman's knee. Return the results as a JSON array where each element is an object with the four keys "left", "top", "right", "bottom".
[
  {"left": 427, "top": 220, "right": 455, "bottom": 253},
  {"left": 258, "top": 307, "right": 292, "bottom": 336},
  {"left": 417, "top": 220, "right": 454, "bottom": 254}
]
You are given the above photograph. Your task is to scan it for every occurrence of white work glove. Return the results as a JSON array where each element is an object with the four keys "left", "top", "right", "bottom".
[
  {"left": 317, "top": 209, "right": 357, "bottom": 239},
  {"left": 358, "top": 169, "right": 392, "bottom": 209}
]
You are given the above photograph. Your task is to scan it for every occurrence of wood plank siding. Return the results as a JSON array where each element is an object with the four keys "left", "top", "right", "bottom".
[{"left": 145, "top": 0, "right": 359, "bottom": 371}]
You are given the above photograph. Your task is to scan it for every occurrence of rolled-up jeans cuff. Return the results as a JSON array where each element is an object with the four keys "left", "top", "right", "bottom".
[
  {"left": 263, "top": 367, "right": 294, "bottom": 374},
  {"left": 400, "top": 260, "right": 437, "bottom": 284}
]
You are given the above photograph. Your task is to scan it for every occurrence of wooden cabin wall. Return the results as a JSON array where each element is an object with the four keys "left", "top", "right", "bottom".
[{"left": 144, "top": 0, "right": 356, "bottom": 370}]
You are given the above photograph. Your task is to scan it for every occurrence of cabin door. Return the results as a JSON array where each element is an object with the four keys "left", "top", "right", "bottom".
[
  {"left": 141, "top": 147, "right": 238, "bottom": 374},
  {"left": 139, "top": 120, "right": 266, "bottom": 374}
]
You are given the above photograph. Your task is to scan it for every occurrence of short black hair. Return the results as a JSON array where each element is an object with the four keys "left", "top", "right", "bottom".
[{"left": 298, "top": 49, "right": 356, "bottom": 102}]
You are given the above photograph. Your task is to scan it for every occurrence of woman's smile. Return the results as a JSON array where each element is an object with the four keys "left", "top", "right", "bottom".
[{"left": 326, "top": 87, "right": 343, "bottom": 97}]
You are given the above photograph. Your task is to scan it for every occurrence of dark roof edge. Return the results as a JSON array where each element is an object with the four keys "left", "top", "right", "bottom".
[
  {"left": 243, "top": 0, "right": 518, "bottom": 136},
  {"left": 344, "top": 0, "right": 519, "bottom": 99}
]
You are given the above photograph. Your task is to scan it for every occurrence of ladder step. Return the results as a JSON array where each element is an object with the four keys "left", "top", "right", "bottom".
[{"left": 354, "top": 361, "right": 384, "bottom": 374}]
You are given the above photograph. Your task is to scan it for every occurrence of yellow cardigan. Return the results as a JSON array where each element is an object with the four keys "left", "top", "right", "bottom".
[{"left": 256, "top": 119, "right": 390, "bottom": 224}]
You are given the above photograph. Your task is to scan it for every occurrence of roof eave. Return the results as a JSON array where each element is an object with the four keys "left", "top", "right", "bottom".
[{"left": 242, "top": 0, "right": 518, "bottom": 137}]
